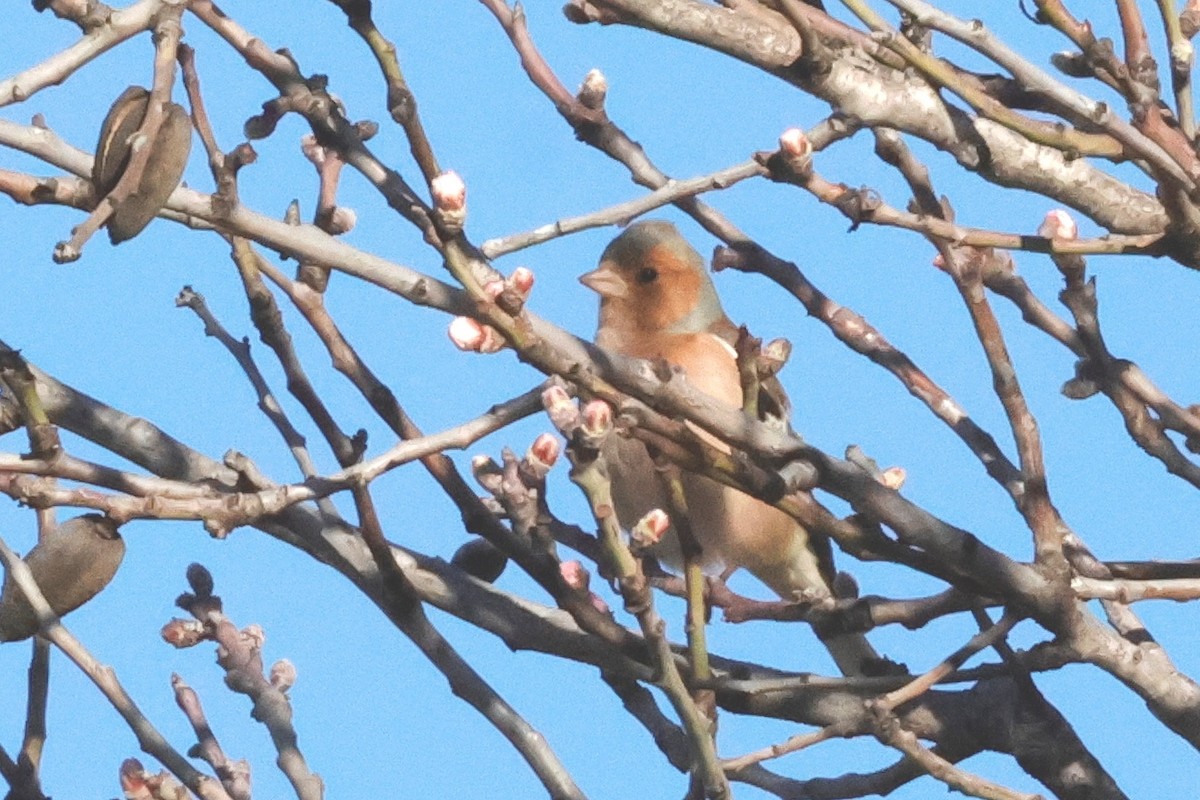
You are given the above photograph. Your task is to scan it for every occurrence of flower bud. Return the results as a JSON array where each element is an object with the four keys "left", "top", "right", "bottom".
[
  {"left": 577, "top": 68, "right": 608, "bottom": 110},
  {"left": 119, "top": 758, "right": 149, "bottom": 793},
  {"left": 581, "top": 400, "right": 614, "bottom": 438},
  {"left": 431, "top": 170, "right": 467, "bottom": 234},
  {"left": 527, "top": 433, "right": 561, "bottom": 470},
  {"left": 327, "top": 206, "right": 357, "bottom": 234},
  {"left": 541, "top": 384, "right": 577, "bottom": 427},
  {"left": 430, "top": 170, "right": 466, "bottom": 212},
  {"left": 779, "top": 127, "right": 812, "bottom": 159},
  {"left": 508, "top": 266, "right": 535, "bottom": 299},
  {"left": 448, "top": 317, "right": 505, "bottom": 353},
  {"left": 243, "top": 623, "right": 266, "bottom": 651},
  {"left": 449, "top": 316, "right": 486, "bottom": 351},
  {"left": 779, "top": 127, "right": 813, "bottom": 174},
  {"left": 631, "top": 508, "right": 670, "bottom": 550},
  {"left": 1037, "top": 209, "right": 1077, "bottom": 241},
  {"left": 560, "top": 560, "right": 590, "bottom": 591},
  {"left": 879, "top": 466, "right": 907, "bottom": 490},
  {"left": 270, "top": 659, "right": 297, "bottom": 693},
  {"left": 1172, "top": 39, "right": 1194, "bottom": 67},
  {"left": 300, "top": 133, "right": 327, "bottom": 166},
  {"left": 161, "top": 618, "right": 206, "bottom": 648},
  {"left": 589, "top": 593, "right": 611, "bottom": 615}
]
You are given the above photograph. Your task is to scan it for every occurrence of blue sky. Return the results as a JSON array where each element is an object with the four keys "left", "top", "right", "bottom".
[{"left": 2, "top": 2, "right": 1198, "bottom": 797}]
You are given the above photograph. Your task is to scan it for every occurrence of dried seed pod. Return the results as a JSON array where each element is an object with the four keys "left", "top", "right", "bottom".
[
  {"left": 93, "top": 86, "right": 148, "bottom": 194},
  {"left": 0, "top": 515, "right": 126, "bottom": 642},
  {"left": 93, "top": 85, "right": 192, "bottom": 244}
]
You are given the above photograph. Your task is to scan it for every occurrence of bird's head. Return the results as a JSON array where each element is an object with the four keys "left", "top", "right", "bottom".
[{"left": 581, "top": 220, "right": 725, "bottom": 335}]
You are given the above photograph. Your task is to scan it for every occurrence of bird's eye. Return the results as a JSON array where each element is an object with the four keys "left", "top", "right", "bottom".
[{"left": 636, "top": 267, "right": 658, "bottom": 284}]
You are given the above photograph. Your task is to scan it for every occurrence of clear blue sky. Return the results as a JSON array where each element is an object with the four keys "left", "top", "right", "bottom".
[{"left": 2, "top": 2, "right": 1198, "bottom": 797}]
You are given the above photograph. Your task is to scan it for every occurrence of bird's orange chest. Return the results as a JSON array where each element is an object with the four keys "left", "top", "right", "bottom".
[{"left": 609, "top": 330, "right": 742, "bottom": 408}]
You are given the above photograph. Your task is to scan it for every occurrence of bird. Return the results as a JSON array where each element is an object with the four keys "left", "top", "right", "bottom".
[
  {"left": 580, "top": 220, "right": 878, "bottom": 676},
  {"left": 0, "top": 514, "right": 126, "bottom": 642}
]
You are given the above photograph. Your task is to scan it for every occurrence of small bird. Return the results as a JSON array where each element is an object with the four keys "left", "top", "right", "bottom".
[
  {"left": 0, "top": 514, "right": 126, "bottom": 642},
  {"left": 581, "top": 220, "right": 876, "bottom": 676}
]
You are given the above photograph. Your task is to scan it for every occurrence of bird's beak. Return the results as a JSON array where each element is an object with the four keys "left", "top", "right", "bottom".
[{"left": 579, "top": 263, "right": 628, "bottom": 299}]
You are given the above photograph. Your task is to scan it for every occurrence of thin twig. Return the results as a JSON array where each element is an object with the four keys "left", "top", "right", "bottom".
[
  {"left": 1072, "top": 576, "right": 1200, "bottom": 601},
  {"left": 176, "top": 286, "right": 343, "bottom": 518}
]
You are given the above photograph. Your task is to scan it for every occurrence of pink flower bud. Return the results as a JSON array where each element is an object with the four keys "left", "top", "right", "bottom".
[
  {"left": 931, "top": 253, "right": 947, "bottom": 270},
  {"left": 300, "top": 133, "right": 326, "bottom": 166},
  {"left": 270, "top": 659, "right": 297, "bottom": 693},
  {"left": 119, "top": 758, "right": 148, "bottom": 792},
  {"left": 1037, "top": 209, "right": 1077, "bottom": 241},
  {"left": 508, "top": 266, "right": 535, "bottom": 298},
  {"left": 763, "top": 338, "right": 791, "bottom": 362},
  {"left": 577, "top": 68, "right": 608, "bottom": 109},
  {"left": 471, "top": 454, "right": 502, "bottom": 492},
  {"left": 880, "top": 466, "right": 907, "bottom": 490},
  {"left": 542, "top": 384, "right": 575, "bottom": 417},
  {"left": 448, "top": 317, "right": 505, "bottom": 353},
  {"left": 161, "top": 618, "right": 206, "bottom": 648},
  {"left": 430, "top": 170, "right": 466, "bottom": 212},
  {"left": 449, "top": 316, "right": 487, "bottom": 351},
  {"left": 779, "top": 128, "right": 812, "bottom": 159},
  {"left": 527, "top": 433, "right": 560, "bottom": 469},
  {"left": 581, "top": 399, "right": 614, "bottom": 438},
  {"left": 632, "top": 508, "right": 670, "bottom": 547},
  {"left": 243, "top": 623, "right": 266, "bottom": 651},
  {"left": 327, "top": 206, "right": 357, "bottom": 234},
  {"left": 560, "top": 559, "right": 590, "bottom": 591}
]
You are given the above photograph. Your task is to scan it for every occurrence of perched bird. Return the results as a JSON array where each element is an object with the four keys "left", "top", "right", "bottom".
[
  {"left": 0, "top": 514, "right": 126, "bottom": 642},
  {"left": 581, "top": 220, "right": 877, "bottom": 676}
]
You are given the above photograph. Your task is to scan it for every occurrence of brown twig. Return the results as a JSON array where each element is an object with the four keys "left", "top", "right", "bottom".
[
  {"left": 187, "top": 0, "right": 436, "bottom": 240},
  {"left": 170, "top": 565, "right": 321, "bottom": 799},
  {"left": 0, "top": 0, "right": 157, "bottom": 107},
  {"left": 170, "top": 675, "right": 252, "bottom": 800},
  {"left": 1073, "top": 575, "right": 1200, "bottom": 601},
  {"left": 176, "top": 285, "right": 345, "bottom": 519},
  {"left": 551, "top": 394, "right": 729, "bottom": 800},
  {"left": 325, "top": 0, "right": 442, "bottom": 184},
  {"left": 877, "top": 612, "right": 1021, "bottom": 711}
]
